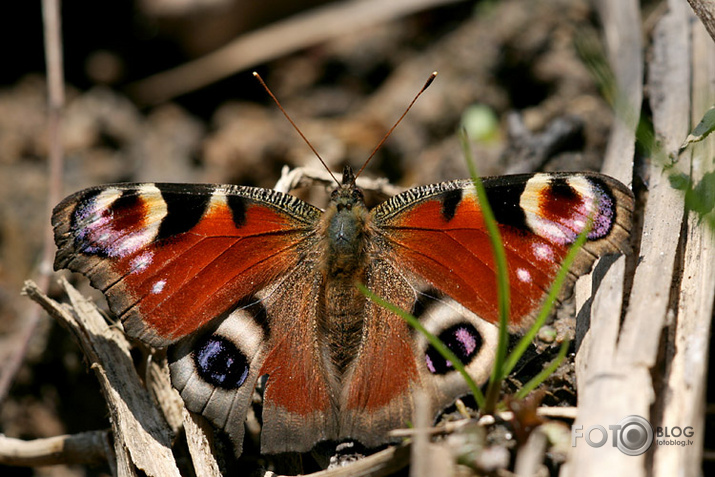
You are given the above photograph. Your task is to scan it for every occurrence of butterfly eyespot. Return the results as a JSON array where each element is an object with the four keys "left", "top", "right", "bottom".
[
  {"left": 424, "top": 323, "right": 483, "bottom": 375},
  {"left": 194, "top": 335, "right": 250, "bottom": 389}
]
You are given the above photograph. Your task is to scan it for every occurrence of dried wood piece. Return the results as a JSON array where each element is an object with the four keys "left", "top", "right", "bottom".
[
  {"left": 687, "top": 0, "right": 715, "bottom": 45},
  {"left": 273, "top": 165, "right": 404, "bottom": 197},
  {"left": 182, "top": 408, "right": 222, "bottom": 477},
  {"left": 594, "top": 0, "right": 641, "bottom": 183},
  {"left": 615, "top": 0, "right": 689, "bottom": 379},
  {"left": 566, "top": 0, "right": 645, "bottom": 475},
  {"left": 652, "top": 15, "right": 715, "bottom": 477},
  {"left": 22, "top": 279, "right": 181, "bottom": 477},
  {"left": 253, "top": 445, "right": 410, "bottom": 477}
]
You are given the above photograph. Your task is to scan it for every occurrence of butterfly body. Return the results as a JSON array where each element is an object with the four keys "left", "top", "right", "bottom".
[{"left": 53, "top": 168, "right": 634, "bottom": 456}]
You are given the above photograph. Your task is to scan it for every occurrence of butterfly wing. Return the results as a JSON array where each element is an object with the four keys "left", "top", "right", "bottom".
[
  {"left": 370, "top": 172, "right": 634, "bottom": 329},
  {"left": 55, "top": 182, "right": 344, "bottom": 456},
  {"left": 338, "top": 259, "right": 499, "bottom": 446},
  {"left": 336, "top": 172, "right": 633, "bottom": 444},
  {"left": 168, "top": 258, "right": 340, "bottom": 457},
  {"left": 52, "top": 182, "right": 322, "bottom": 347}
]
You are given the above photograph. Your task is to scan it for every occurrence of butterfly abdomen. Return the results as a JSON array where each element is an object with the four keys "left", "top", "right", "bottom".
[{"left": 320, "top": 278, "right": 367, "bottom": 374}]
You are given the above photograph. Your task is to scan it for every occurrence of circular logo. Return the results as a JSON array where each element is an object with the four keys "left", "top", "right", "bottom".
[{"left": 616, "top": 415, "right": 653, "bottom": 456}]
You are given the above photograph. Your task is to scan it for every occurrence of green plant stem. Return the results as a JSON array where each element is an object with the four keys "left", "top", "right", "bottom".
[
  {"left": 515, "top": 338, "right": 570, "bottom": 400},
  {"left": 502, "top": 226, "right": 590, "bottom": 376},
  {"left": 459, "top": 128, "right": 510, "bottom": 414},
  {"left": 356, "top": 283, "right": 486, "bottom": 409}
]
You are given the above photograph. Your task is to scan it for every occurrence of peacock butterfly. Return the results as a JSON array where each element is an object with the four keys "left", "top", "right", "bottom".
[{"left": 51, "top": 75, "right": 634, "bottom": 458}]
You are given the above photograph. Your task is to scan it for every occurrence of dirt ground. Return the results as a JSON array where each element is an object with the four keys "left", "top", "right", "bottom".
[{"left": 0, "top": 0, "right": 664, "bottom": 475}]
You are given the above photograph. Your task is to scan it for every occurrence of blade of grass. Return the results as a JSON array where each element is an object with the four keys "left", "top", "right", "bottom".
[
  {"left": 502, "top": 222, "right": 591, "bottom": 376},
  {"left": 514, "top": 338, "right": 570, "bottom": 400},
  {"left": 459, "top": 128, "right": 510, "bottom": 414},
  {"left": 356, "top": 283, "right": 486, "bottom": 409}
]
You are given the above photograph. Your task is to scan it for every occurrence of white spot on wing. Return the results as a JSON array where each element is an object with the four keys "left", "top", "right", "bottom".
[
  {"left": 517, "top": 268, "right": 531, "bottom": 283},
  {"left": 208, "top": 190, "right": 228, "bottom": 213},
  {"left": 151, "top": 279, "right": 166, "bottom": 294},
  {"left": 130, "top": 251, "right": 153, "bottom": 273},
  {"left": 532, "top": 243, "right": 554, "bottom": 262}
]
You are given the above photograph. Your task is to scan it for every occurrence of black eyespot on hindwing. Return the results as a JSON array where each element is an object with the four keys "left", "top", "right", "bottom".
[
  {"left": 425, "top": 323, "right": 483, "bottom": 374},
  {"left": 194, "top": 335, "right": 250, "bottom": 389}
]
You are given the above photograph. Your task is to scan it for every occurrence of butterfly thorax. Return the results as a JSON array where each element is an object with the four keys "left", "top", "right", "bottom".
[{"left": 321, "top": 168, "right": 372, "bottom": 277}]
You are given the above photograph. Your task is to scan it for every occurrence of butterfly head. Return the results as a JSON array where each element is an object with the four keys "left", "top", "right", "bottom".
[{"left": 330, "top": 165, "right": 365, "bottom": 211}]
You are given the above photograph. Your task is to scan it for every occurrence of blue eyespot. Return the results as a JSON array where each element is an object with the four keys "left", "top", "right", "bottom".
[{"left": 194, "top": 336, "right": 249, "bottom": 389}]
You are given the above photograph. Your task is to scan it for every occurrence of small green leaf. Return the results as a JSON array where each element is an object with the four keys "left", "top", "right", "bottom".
[
  {"left": 668, "top": 172, "right": 691, "bottom": 191},
  {"left": 688, "top": 171, "right": 715, "bottom": 216},
  {"left": 679, "top": 106, "right": 715, "bottom": 154}
]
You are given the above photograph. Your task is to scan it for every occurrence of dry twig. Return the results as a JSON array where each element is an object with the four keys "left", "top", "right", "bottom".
[
  {"left": 0, "top": 431, "right": 110, "bottom": 467},
  {"left": 127, "top": 0, "right": 465, "bottom": 105}
]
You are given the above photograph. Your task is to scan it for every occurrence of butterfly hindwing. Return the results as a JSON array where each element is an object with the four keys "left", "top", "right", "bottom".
[
  {"left": 168, "top": 305, "right": 268, "bottom": 455},
  {"left": 52, "top": 182, "right": 321, "bottom": 347},
  {"left": 168, "top": 261, "right": 340, "bottom": 457},
  {"left": 256, "top": 259, "right": 340, "bottom": 454},
  {"left": 337, "top": 261, "right": 499, "bottom": 447}
]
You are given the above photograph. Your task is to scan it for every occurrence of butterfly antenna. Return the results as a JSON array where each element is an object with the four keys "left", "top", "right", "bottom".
[
  {"left": 353, "top": 71, "right": 438, "bottom": 183},
  {"left": 253, "top": 71, "right": 339, "bottom": 185}
]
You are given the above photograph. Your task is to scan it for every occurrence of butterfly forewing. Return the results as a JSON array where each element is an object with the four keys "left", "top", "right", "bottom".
[
  {"left": 372, "top": 172, "right": 633, "bottom": 330},
  {"left": 52, "top": 182, "right": 321, "bottom": 346}
]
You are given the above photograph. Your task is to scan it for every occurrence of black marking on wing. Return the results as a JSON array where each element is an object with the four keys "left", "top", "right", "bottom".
[
  {"left": 549, "top": 176, "right": 578, "bottom": 201},
  {"left": 483, "top": 178, "right": 529, "bottom": 230},
  {"left": 227, "top": 195, "right": 247, "bottom": 228},
  {"left": 441, "top": 189, "right": 463, "bottom": 222},
  {"left": 156, "top": 186, "right": 211, "bottom": 240}
]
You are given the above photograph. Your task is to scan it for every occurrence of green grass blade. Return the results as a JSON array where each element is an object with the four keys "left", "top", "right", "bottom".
[
  {"left": 459, "top": 128, "right": 510, "bottom": 413},
  {"left": 514, "top": 338, "right": 570, "bottom": 400},
  {"left": 356, "top": 283, "right": 486, "bottom": 409},
  {"left": 502, "top": 219, "right": 591, "bottom": 376}
]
